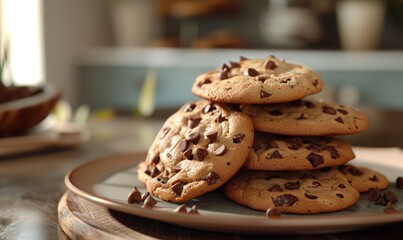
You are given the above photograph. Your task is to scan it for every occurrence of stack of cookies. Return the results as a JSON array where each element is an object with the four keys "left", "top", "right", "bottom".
[{"left": 138, "top": 55, "right": 389, "bottom": 214}]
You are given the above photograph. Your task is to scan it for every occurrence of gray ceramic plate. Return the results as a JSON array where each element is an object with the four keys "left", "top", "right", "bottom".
[{"left": 65, "top": 150, "right": 403, "bottom": 234}]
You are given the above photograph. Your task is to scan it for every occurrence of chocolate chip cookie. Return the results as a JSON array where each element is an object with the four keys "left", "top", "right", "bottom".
[
  {"left": 339, "top": 165, "right": 389, "bottom": 192},
  {"left": 192, "top": 56, "right": 323, "bottom": 104},
  {"left": 241, "top": 99, "right": 369, "bottom": 136},
  {"left": 224, "top": 168, "right": 360, "bottom": 214},
  {"left": 144, "top": 100, "right": 254, "bottom": 202},
  {"left": 244, "top": 132, "right": 355, "bottom": 171}
]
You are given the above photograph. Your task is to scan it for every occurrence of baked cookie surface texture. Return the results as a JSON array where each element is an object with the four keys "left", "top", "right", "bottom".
[
  {"left": 144, "top": 100, "right": 254, "bottom": 202},
  {"left": 244, "top": 132, "right": 355, "bottom": 171},
  {"left": 224, "top": 168, "right": 360, "bottom": 214},
  {"left": 241, "top": 99, "right": 369, "bottom": 136},
  {"left": 192, "top": 56, "right": 323, "bottom": 104}
]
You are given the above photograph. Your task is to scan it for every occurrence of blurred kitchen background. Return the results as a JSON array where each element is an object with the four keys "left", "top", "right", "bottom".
[{"left": 1, "top": 0, "right": 403, "bottom": 115}]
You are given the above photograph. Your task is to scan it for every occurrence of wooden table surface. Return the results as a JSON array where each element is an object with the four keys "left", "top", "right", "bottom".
[{"left": 1, "top": 108, "right": 403, "bottom": 240}]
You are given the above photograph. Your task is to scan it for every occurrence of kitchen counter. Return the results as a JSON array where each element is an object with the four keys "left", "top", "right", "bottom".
[{"left": 0, "top": 108, "right": 402, "bottom": 239}]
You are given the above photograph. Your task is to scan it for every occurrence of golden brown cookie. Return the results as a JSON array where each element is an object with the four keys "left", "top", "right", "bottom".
[
  {"left": 244, "top": 132, "right": 355, "bottom": 171},
  {"left": 145, "top": 100, "right": 254, "bottom": 202},
  {"left": 240, "top": 99, "right": 369, "bottom": 136},
  {"left": 224, "top": 168, "right": 360, "bottom": 214},
  {"left": 192, "top": 56, "right": 323, "bottom": 104},
  {"left": 338, "top": 165, "right": 389, "bottom": 192}
]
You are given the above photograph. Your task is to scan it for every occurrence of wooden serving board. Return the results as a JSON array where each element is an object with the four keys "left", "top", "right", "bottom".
[
  {"left": 57, "top": 191, "right": 242, "bottom": 240},
  {"left": 58, "top": 191, "right": 146, "bottom": 239}
]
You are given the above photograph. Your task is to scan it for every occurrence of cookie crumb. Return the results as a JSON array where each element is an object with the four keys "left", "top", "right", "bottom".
[
  {"left": 266, "top": 208, "right": 282, "bottom": 219},
  {"left": 142, "top": 195, "right": 157, "bottom": 209}
]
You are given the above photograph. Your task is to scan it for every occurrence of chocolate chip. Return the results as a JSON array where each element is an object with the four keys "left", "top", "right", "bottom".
[
  {"left": 297, "top": 113, "right": 306, "bottom": 120},
  {"left": 338, "top": 183, "right": 346, "bottom": 189},
  {"left": 184, "top": 103, "right": 196, "bottom": 112},
  {"left": 323, "top": 146, "right": 340, "bottom": 159},
  {"left": 304, "top": 193, "right": 318, "bottom": 199},
  {"left": 185, "top": 132, "right": 200, "bottom": 144},
  {"left": 264, "top": 60, "right": 277, "bottom": 70},
  {"left": 219, "top": 70, "right": 229, "bottom": 80},
  {"left": 268, "top": 184, "right": 283, "bottom": 192},
  {"left": 195, "top": 148, "right": 208, "bottom": 161},
  {"left": 151, "top": 154, "right": 160, "bottom": 165},
  {"left": 221, "top": 63, "right": 230, "bottom": 72},
  {"left": 269, "top": 110, "right": 282, "bottom": 116},
  {"left": 239, "top": 56, "right": 248, "bottom": 61},
  {"left": 173, "top": 164, "right": 182, "bottom": 173},
  {"left": 233, "top": 133, "right": 245, "bottom": 143},
  {"left": 173, "top": 204, "right": 187, "bottom": 213},
  {"left": 177, "top": 139, "right": 189, "bottom": 152},
  {"left": 272, "top": 194, "right": 298, "bottom": 207},
  {"left": 368, "top": 189, "right": 381, "bottom": 201},
  {"left": 189, "top": 205, "right": 200, "bottom": 214},
  {"left": 312, "top": 79, "right": 319, "bottom": 87},
  {"left": 269, "top": 150, "right": 282, "bottom": 159},
  {"left": 205, "top": 171, "right": 220, "bottom": 185},
  {"left": 396, "top": 177, "right": 403, "bottom": 189},
  {"left": 197, "top": 78, "right": 211, "bottom": 87},
  {"left": 142, "top": 195, "right": 157, "bottom": 208},
  {"left": 183, "top": 148, "right": 193, "bottom": 160},
  {"left": 335, "top": 117, "right": 344, "bottom": 124},
  {"left": 375, "top": 193, "right": 388, "bottom": 206},
  {"left": 229, "top": 61, "right": 240, "bottom": 68},
  {"left": 260, "top": 90, "right": 271, "bottom": 98},
  {"left": 336, "top": 193, "right": 344, "bottom": 199},
  {"left": 266, "top": 208, "right": 281, "bottom": 218},
  {"left": 214, "top": 144, "right": 227, "bottom": 156},
  {"left": 323, "top": 106, "right": 337, "bottom": 115},
  {"left": 337, "top": 108, "right": 349, "bottom": 115},
  {"left": 144, "top": 168, "right": 151, "bottom": 176},
  {"left": 304, "top": 101, "right": 315, "bottom": 108},
  {"left": 369, "top": 175, "right": 379, "bottom": 182},
  {"left": 141, "top": 192, "right": 150, "bottom": 202},
  {"left": 171, "top": 182, "right": 185, "bottom": 196},
  {"left": 204, "top": 129, "right": 218, "bottom": 143},
  {"left": 244, "top": 68, "right": 259, "bottom": 77},
  {"left": 289, "top": 137, "right": 303, "bottom": 150},
  {"left": 307, "top": 153, "right": 324, "bottom": 168},
  {"left": 188, "top": 118, "right": 201, "bottom": 129},
  {"left": 311, "top": 181, "right": 322, "bottom": 188},
  {"left": 160, "top": 127, "right": 171, "bottom": 139},
  {"left": 150, "top": 166, "right": 161, "bottom": 178},
  {"left": 284, "top": 181, "right": 299, "bottom": 190},
  {"left": 127, "top": 187, "right": 142, "bottom": 204},
  {"left": 385, "top": 191, "right": 398, "bottom": 204}
]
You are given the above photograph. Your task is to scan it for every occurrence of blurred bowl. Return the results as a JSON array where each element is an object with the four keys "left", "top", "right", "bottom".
[{"left": 0, "top": 83, "right": 61, "bottom": 135}]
